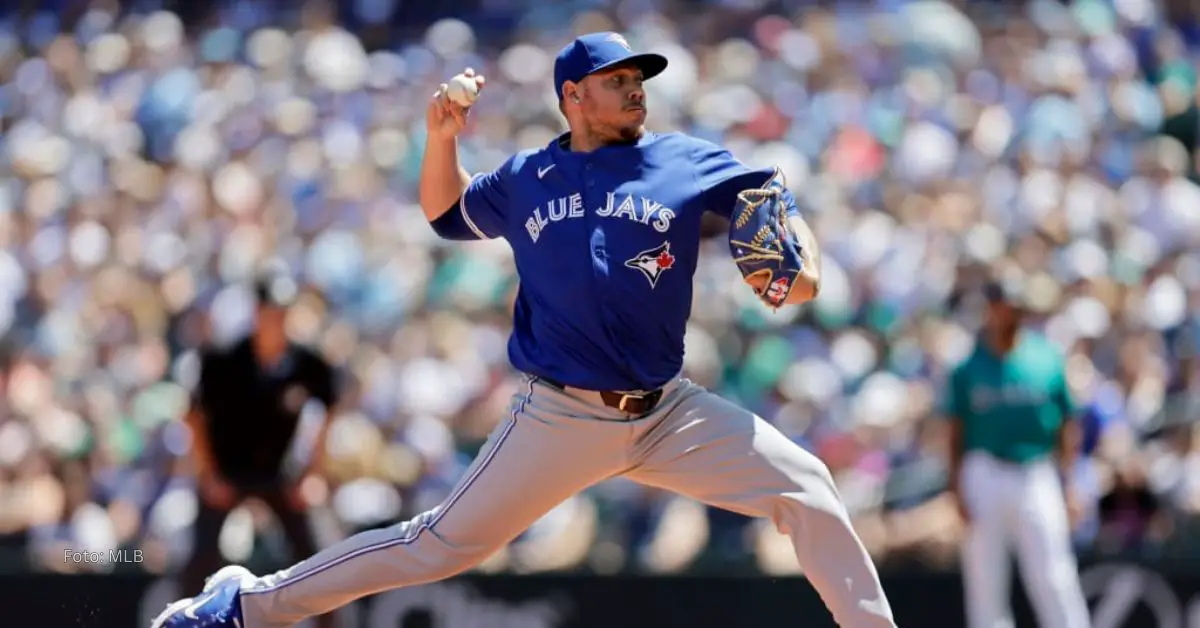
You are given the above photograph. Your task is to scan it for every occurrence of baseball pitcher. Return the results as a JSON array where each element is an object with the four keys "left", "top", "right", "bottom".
[
  {"left": 946, "top": 280, "right": 1092, "bottom": 628},
  {"left": 153, "top": 32, "right": 897, "bottom": 628}
]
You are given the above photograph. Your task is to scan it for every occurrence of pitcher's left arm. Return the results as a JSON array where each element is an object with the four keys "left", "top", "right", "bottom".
[
  {"left": 782, "top": 209, "right": 822, "bottom": 304},
  {"left": 727, "top": 168, "right": 821, "bottom": 308},
  {"left": 690, "top": 138, "right": 820, "bottom": 307}
]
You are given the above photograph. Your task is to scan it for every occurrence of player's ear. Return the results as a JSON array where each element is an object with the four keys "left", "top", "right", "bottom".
[{"left": 563, "top": 82, "right": 582, "bottom": 104}]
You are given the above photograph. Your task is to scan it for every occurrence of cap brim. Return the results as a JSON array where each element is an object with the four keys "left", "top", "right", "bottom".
[{"left": 590, "top": 52, "right": 668, "bottom": 81}]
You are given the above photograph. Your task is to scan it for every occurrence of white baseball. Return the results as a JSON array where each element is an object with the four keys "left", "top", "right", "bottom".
[{"left": 445, "top": 74, "right": 479, "bottom": 107}]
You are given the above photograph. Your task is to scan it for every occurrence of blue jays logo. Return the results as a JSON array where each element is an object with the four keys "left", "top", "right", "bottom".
[{"left": 625, "top": 241, "right": 676, "bottom": 288}]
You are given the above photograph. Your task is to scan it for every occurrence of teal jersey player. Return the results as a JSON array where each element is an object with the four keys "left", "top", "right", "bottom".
[
  {"left": 945, "top": 279, "right": 1091, "bottom": 628},
  {"left": 946, "top": 330, "right": 1076, "bottom": 464}
]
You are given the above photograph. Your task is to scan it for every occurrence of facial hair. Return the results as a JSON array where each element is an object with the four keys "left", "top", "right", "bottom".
[{"left": 616, "top": 124, "right": 643, "bottom": 143}]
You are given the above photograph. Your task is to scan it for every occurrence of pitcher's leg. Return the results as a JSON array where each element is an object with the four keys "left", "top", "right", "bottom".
[
  {"left": 626, "top": 384, "right": 896, "bottom": 627},
  {"left": 235, "top": 379, "right": 629, "bottom": 628},
  {"left": 1013, "top": 464, "right": 1091, "bottom": 628}
]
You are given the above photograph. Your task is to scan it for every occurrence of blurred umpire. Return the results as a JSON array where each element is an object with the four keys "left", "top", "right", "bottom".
[
  {"left": 183, "top": 268, "right": 339, "bottom": 628},
  {"left": 943, "top": 277, "right": 1092, "bottom": 628}
]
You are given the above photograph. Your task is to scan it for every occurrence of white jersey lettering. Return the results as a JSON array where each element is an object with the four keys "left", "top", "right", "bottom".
[
  {"left": 525, "top": 192, "right": 676, "bottom": 243},
  {"left": 547, "top": 197, "right": 568, "bottom": 222}
]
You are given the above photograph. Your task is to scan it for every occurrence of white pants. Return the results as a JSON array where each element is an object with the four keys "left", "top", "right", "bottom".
[
  {"left": 238, "top": 377, "right": 896, "bottom": 627},
  {"left": 959, "top": 451, "right": 1092, "bottom": 628}
]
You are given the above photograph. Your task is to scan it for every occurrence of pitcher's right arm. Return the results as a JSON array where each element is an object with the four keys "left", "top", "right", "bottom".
[
  {"left": 418, "top": 134, "right": 472, "bottom": 222},
  {"left": 419, "top": 69, "right": 510, "bottom": 241}
]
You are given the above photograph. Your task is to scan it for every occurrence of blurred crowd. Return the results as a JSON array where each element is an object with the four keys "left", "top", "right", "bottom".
[{"left": 0, "top": 0, "right": 1198, "bottom": 580}]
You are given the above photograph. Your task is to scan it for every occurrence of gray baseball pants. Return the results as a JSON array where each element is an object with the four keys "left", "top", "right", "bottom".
[{"left": 238, "top": 375, "right": 897, "bottom": 627}]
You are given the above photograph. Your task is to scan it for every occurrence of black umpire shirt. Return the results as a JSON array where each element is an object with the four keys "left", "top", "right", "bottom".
[{"left": 192, "top": 336, "right": 337, "bottom": 486}]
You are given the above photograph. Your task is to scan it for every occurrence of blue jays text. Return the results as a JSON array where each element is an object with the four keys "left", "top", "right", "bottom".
[{"left": 524, "top": 191, "right": 675, "bottom": 243}]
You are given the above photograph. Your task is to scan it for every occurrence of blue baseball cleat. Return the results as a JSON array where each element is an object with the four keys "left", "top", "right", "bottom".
[{"left": 150, "top": 565, "right": 258, "bottom": 628}]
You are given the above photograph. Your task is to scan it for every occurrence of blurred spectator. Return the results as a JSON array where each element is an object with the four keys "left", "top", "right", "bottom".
[{"left": 1096, "top": 456, "right": 1173, "bottom": 556}]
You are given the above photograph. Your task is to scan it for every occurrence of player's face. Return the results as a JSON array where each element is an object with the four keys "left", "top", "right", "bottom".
[
  {"left": 254, "top": 305, "right": 288, "bottom": 355},
  {"left": 580, "top": 65, "right": 647, "bottom": 141},
  {"left": 985, "top": 300, "right": 1023, "bottom": 335}
]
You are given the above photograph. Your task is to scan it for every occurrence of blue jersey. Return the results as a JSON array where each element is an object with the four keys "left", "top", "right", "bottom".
[{"left": 438, "top": 132, "right": 774, "bottom": 391}]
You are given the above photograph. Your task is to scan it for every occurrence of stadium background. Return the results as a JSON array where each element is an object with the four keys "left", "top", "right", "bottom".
[{"left": 0, "top": 0, "right": 1198, "bottom": 626}]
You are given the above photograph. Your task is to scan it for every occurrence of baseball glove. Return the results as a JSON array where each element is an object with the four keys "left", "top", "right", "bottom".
[{"left": 728, "top": 168, "right": 806, "bottom": 310}]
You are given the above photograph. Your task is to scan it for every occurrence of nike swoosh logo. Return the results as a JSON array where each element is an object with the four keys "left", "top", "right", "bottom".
[
  {"left": 537, "top": 164, "right": 555, "bottom": 179},
  {"left": 184, "top": 590, "right": 221, "bottom": 619}
]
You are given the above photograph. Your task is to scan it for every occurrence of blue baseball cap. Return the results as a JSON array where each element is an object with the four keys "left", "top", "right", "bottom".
[{"left": 553, "top": 32, "right": 668, "bottom": 102}]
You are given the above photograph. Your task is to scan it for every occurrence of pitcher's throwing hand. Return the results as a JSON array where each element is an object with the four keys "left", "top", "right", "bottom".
[{"left": 427, "top": 67, "right": 485, "bottom": 138}]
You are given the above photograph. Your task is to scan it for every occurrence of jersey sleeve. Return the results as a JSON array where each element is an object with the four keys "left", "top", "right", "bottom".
[
  {"left": 460, "top": 165, "right": 511, "bottom": 239},
  {"left": 431, "top": 159, "right": 512, "bottom": 241},
  {"left": 693, "top": 140, "right": 778, "bottom": 220}
]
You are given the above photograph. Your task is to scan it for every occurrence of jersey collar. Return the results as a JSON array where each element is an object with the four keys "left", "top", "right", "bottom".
[{"left": 548, "top": 130, "right": 657, "bottom": 158}]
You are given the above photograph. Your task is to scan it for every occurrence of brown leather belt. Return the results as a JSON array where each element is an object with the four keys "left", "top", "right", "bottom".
[{"left": 538, "top": 377, "right": 665, "bottom": 416}]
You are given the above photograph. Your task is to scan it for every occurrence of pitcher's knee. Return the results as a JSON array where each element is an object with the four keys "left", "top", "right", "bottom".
[
  {"left": 384, "top": 513, "right": 497, "bottom": 581},
  {"left": 765, "top": 453, "right": 852, "bottom": 533},
  {"left": 411, "top": 538, "right": 487, "bottom": 581},
  {"left": 787, "top": 451, "right": 845, "bottom": 507}
]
